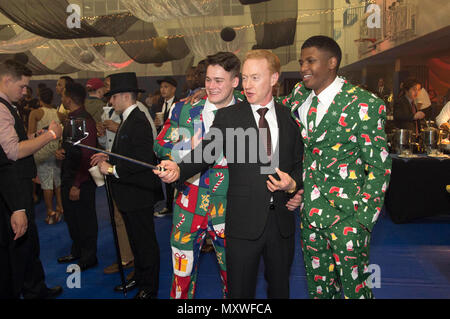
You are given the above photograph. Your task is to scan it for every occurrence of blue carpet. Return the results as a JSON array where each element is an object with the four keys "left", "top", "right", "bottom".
[{"left": 35, "top": 187, "right": 450, "bottom": 299}]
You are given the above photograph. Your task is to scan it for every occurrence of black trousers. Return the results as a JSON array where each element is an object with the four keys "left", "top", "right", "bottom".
[
  {"left": 226, "top": 210, "right": 295, "bottom": 299},
  {"left": 0, "top": 179, "right": 47, "bottom": 298},
  {"left": 62, "top": 180, "right": 98, "bottom": 264},
  {"left": 120, "top": 206, "right": 160, "bottom": 296}
]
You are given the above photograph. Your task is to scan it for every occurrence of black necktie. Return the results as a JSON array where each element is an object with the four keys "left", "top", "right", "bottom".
[{"left": 257, "top": 108, "right": 271, "bottom": 157}]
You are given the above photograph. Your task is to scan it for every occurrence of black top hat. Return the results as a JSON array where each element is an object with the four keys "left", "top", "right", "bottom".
[
  {"left": 104, "top": 72, "right": 145, "bottom": 97},
  {"left": 157, "top": 76, "right": 177, "bottom": 87}
]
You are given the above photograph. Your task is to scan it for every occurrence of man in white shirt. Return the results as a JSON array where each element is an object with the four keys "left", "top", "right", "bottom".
[
  {"left": 154, "top": 76, "right": 178, "bottom": 129},
  {"left": 436, "top": 101, "right": 450, "bottom": 131}
]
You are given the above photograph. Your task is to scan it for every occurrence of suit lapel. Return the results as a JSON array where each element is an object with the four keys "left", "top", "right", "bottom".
[
  {"left": 308, "top": 80, "right": 355, "bottom": 142},
  {"left": 240, "top": 101, "right": 259, "bottom": 130}
]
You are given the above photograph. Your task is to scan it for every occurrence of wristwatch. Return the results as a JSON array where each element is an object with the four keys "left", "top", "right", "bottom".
[{"left": 107, "top": 166, "right": 114, "bottom": 175}]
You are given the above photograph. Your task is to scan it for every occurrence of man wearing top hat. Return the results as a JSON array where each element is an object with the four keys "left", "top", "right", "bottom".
[{"left": 91, "top": 72, "right": 163, "bottom": 299}]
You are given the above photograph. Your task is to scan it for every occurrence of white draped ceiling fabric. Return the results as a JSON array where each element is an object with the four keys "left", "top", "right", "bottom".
[
  {"left": 0, "top": 0, "right": 298, "bottom": 74},
  {"left": 119, "top": 0, "right": 218, "bottom": 22}
]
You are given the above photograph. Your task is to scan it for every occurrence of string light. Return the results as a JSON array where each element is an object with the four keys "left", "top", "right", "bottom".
[{"left": 7, "top": 0, "right": 377, "bottom": 50}]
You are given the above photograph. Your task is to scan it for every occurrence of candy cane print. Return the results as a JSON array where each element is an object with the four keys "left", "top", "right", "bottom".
[
  {"left": 344, "top": 255, "right": 357, "bottom": 262},
  {"left": 326, "top": 158, "right": 338, "bottom": 168},
  {"left": 306, "top": 245, "right": 318, "bottom": 252},
  {"left": 212, "top": 172, "right": 224, "bottom": 193},
  {"left": 331, "top": 215, "right": 340, "bottom": 226},
  {"left": 176, "top": 213, "right": 186, "bottom": 229}
]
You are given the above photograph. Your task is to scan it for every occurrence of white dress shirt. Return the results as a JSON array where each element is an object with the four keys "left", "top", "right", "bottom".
[
  {"left": 111, "top": 104, "right": 138, "bottom": 178},
  {"left": 436, "top": 101, "right": 450, "bottom": 127},
  {"left": 250, "top": 98, "right": 278, "bottom": 155},
  {"left": 297, "top": 76, "right": 345, "bottom": 134},
  {"left": 164, "top": 96, "right": 176, "bottom": 118},
  {"left": 202, "top": 97, "right": 235, "bottom": 134}
]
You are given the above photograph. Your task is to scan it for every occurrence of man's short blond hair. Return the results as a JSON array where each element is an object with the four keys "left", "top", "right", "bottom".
[{"left": 244, "top": 50, "right": 280, "bottom": 75}]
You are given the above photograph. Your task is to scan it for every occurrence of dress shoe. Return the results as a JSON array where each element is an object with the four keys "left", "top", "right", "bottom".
[
  {"left": 57, "top": 255, "right": 79, "bottom": 264},
  {"left": 103, "top": 260, "right": 134, "bottom": 274},
  {"left": 77, "top": 260, "right": 98, "bottom": 272},
  {"left": 114, "top": 279, "right": 137, "bottom": 292},
  {"left": 134, "top": 289, "right": 156, "bottom": 299}
]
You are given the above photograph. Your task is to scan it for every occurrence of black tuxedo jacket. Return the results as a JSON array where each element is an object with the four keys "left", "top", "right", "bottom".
[
  {"left": 179, "top": 101, "right": 304, "bottom": 240},
  {"left": 394, "top": 95, "right": 421, "bottom": 131},
  {"left": 0, "top": 145, "right": 23, "bottom": 216},
  {"left": 110, "top": 107, "right": 163, "bottom": 212}
]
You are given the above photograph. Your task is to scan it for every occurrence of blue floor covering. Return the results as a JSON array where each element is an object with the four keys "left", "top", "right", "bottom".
[{"left": 35, "top": 187, "right": 450, "bottom": 299}]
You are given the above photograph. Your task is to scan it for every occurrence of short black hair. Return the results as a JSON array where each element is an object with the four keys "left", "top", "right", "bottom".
[
  {"left": 0, "top": 59, "right": 32, "bottom": 80},
  {"left": 403, "top": 78, "right": 421, "bottom": 91},
  {"left": 64, "top": 82, "right": 86, "bottom": 106},
  {"left": 301, "top": 35, "right": 342, "bottom": 72},
  {"left": 39, "top": 87, "right": 53, "bottom": 105},
  {"left": 206, "top": 52, "right": 241, "bottom": 78},
  {"left": 59, "top": 76, "right": 74, "bottom": 85}
]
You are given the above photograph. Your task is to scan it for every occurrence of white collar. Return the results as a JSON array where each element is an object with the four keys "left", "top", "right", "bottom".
[
  {"left": 121, "top": 104, "right": 138, "bottom": 122},
  {"left": 204, "top": 96, "right": 235, "bottom": 111},
  {"left": 250, "top": 98, "right": 275, "bottom": 112},
  {"left": 311, "top": 76, "right": 344, "bottom": 106},
  {"left": 165, "top": 96, "right": 175, "bottom": 105}
]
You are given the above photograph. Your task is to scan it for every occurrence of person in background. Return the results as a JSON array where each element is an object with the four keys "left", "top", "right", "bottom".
[
  {"left": 28, "top": 87, "right": 63, "bottom": 224},
  {"left": 394, "top": 78, "right": 425, "bottom": 138},
  {"left": 153, "top": 76, "right": 179, "bottom": 218},
  {"left": 436, "top": 100, "right": 450, "bottom": 131},
  {"left": 55, "top": 76, "right": 74, "bottom": 121},
  {"left": 56, "top": 82, "right": 99, "bottom": 272},
  {"left": 84, "top": 78, "right": 106, "bottom": 124}
]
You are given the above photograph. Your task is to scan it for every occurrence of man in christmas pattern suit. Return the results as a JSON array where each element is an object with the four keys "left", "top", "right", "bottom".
[
  {"left": 280, "top": 36, "right": 392, "bottom": 299},
  {"left": 154, "top": 52, "right": 242, "bottom": 299}
]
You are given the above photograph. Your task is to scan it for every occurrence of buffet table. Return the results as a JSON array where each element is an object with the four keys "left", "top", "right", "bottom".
[{"left": 385, "top": 154, "right": 450, "bottom": 223}]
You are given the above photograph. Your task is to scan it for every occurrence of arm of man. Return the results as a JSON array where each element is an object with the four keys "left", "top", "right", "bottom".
[
  {"left": 153, "top": 102, "right": 185, "bottom": 161},
  {"left": 0, "top": 105, "right": 62, "bottom": 161},
  {"left": 155, "top": 109, "right": 225, "bottom": 184},
  {"left": 356, "top": 98, "right": 392, "bottom": 232}
]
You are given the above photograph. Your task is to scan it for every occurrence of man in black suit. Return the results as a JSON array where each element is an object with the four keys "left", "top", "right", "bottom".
[
  {"left": 91, "top": 72, "right": 163, "bottom": 299},
  {"left": 0, "top": 60, "right": 63, "bottom": 299},
  {"left": 394, "top": 78, "right": 425, "bottom": 137},
  {"left": 155, "top": 50, "right": 304, "bottom": 298},
  {"left": 0, "top": 145, "right": 27, "bottom": 298}
]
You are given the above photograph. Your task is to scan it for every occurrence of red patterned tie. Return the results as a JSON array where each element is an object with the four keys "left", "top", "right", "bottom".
[{"left": 257, "top": 107, "right": 271, "bottom": 157}]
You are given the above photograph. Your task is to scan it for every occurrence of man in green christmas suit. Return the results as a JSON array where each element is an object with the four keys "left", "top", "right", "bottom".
[
  {"left": 280, "top": 36, "right": 391, "bottom": 298},
  {"left": 154, "top": 52, "right": 242, "bottom": 299}
]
